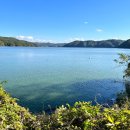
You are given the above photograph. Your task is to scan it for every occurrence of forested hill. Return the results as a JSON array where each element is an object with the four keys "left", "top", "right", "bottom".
[
  {"left": 119, "top": 39, "right": 130, "bottom": 48},
  {"left": 0, "top": 37, "right": 37, "bottom": 47},
  {"left": 1, "top": 36, "right": 130, "bottom": 48},
  {"left": 0, "top": 36, "right": 63, "bottom": 47},
  {"left": 63, "top": 39, "right": 124, "bottom": 48}
]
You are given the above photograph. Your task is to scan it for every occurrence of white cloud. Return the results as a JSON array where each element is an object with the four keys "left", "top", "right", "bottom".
[
  {"left": 96, "top": 29, "right": 103, "bottom": 32},
  {"left": 16, "top": 35, "right": 34, "bottom": 42},
  {"left": 84, "top": 21, "right": 88, "bottom": 24},
  {"left": 16, "top": 35, "right": 55, "bottom": 43},
  {"left": 112, "top": 37, "right": 120, "bottom": 40},
  {"left": 73, "top": 37, "right": 84, "bottom": 41},
  {"left": 66, "top": 37, "right": 85, "bottom": 43}
]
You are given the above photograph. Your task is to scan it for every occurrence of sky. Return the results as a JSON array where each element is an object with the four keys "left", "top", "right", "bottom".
[{"left": 0, "top": 0, "right": 130, "bottom": 43}]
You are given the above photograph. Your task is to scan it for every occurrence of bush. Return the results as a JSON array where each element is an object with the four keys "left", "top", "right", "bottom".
[
  {"left": 35, "top": 102, "right": 130, "bottom": 130},
  {"left": 0, "top": 83, "right": 130, "bottom": 130},
  {"left": 0, "top": 83, "right": 36, "bottom": 130}
]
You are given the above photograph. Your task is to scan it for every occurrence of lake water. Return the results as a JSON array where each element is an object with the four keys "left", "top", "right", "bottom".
[{"left": 0, "top": 47, "right": 129, "bottom": 113}]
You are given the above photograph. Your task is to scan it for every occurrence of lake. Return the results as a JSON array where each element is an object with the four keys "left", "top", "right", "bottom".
[{"left": 0, "top": 47, "right": 129, "bottom": 113}]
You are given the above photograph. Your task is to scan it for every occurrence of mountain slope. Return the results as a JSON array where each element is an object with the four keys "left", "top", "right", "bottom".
[
  {"left": 36, "top": 42, "right": 66, "bottom": 47},
  {"left": 0, "top": 36, "right": 128, "bottom": 48},
  {"left": 119, "top": 39, "right": 130, "bottom": 48},
  {"left": 0, "top": 36, "right": 37, "bottom": 46},
  {"left": 63, "top": 39, "right": 124, "bottom": 48}
]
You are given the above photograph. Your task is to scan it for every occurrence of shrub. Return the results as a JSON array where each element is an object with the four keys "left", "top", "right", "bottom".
[
  {"left": 0, "top": 83, "right": 130, "bottom": 130},
  {"left": 0, "top": 83, "right": 36, "bottom": 130}
]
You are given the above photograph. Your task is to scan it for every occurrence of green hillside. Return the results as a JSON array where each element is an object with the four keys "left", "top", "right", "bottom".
[
  {"left": 1, "top": 36, "right": 130, "bottom": 49},
  {"left": 0, "top": 37, "right": 37, "bottom": 47},
  {"left": 63, "top": 40, "right": 124, "bottom": 48}
]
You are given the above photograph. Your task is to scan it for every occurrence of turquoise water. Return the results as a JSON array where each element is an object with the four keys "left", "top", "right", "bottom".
[{"left": 0, "top": 47, "right": 129, "bottom": 112}]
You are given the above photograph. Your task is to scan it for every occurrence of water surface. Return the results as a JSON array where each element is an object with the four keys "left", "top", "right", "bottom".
[{"left": 0, "top": 47, "right": 129, "bottom": 112}]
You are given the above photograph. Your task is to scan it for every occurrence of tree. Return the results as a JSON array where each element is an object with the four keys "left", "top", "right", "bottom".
[
  {"left": 0, "top": 40, "right": 4, "bottom": 46},
  {"left": 114, "top": 53, "right": 130, "bottom": 79},
  {"left": 115, "top": 53, "right": 130, "bottom": 106}
]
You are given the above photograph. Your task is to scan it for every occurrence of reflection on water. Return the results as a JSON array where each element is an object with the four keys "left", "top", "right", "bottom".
[
  {"left": 15, "top": 79, "right": 124, "bottom": 113},
  {"left": 0, "top": 47, "right": 130, "bottom": 113}
]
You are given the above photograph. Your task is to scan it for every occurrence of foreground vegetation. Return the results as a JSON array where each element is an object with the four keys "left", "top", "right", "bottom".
[
  {"left": 0, "top": 82, "right": 130, "bottom": 130},
  {"left": 0, "top": 54, "right": 130, "bottom": 130},
  {"left": 0, "top": 83, "right": 35, "bottom": 130}
]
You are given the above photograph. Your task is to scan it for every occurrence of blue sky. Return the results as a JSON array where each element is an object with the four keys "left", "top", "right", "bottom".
[{"left": 0, "top": 0, "right": 130, "bottom": 43}]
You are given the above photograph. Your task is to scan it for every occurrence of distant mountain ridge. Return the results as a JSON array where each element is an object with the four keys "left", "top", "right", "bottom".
[
  {"left": 63, "top": 39, "right": 124, "bottom": 48},
  {"left": 0, "top": 36, "right": 130, "bottom": 48},
  {"left": 119, "top": 39, "right": 130, "bottom": 48}
]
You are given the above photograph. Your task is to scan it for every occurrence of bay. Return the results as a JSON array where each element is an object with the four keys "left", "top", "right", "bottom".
[{"left": 0, "top": 47, "right": 129, "bottom": 113}]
